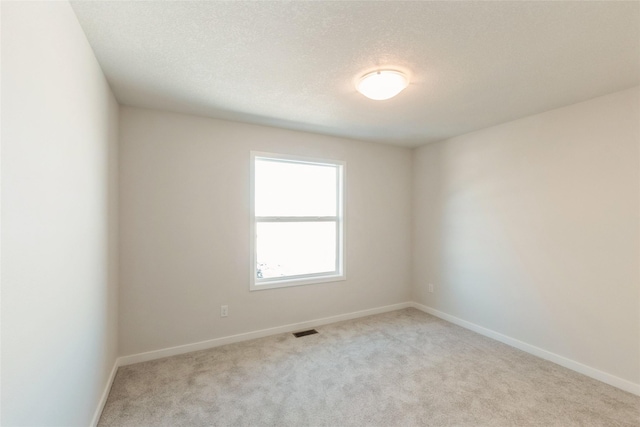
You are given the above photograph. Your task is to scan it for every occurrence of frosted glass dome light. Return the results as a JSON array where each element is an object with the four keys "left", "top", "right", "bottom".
[{"left": 356, "top": 70, "right": 409, "bottom": 100}]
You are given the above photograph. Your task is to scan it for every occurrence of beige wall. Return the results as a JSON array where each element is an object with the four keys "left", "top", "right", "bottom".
[
  {"left": 119, "top": 106, "right": 412, "bottom": 356},
  {"left": 1, "top": 2, "right": 119, "bottom": 426},
  {"left": 413, "top": 87, "right": 640, "bottom": 386}
]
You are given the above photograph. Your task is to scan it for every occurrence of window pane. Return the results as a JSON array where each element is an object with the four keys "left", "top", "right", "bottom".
[
  {"left": 256, "top": 222, "right": 337, "bottom": 279},
  {"left": 255, "top": 159, "right": 337, "bottom": 217}
]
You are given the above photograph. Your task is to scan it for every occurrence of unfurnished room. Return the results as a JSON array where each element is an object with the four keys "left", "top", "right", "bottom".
[{"left": 2, "top": 1, "right": 640, "bottom": 426}]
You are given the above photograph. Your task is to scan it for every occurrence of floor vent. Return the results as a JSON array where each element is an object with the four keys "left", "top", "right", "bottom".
[{"left": 293, "top": 329, "right": 318, "bottom": 338}]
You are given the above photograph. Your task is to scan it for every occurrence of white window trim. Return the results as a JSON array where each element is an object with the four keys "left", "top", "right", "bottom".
[{"left": 249, "top": 151, "right": 346, "bottom": 291}]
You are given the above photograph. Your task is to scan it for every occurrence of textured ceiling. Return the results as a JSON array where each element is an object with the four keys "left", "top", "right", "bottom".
[{"left": 70, "top": 1, "right": 640, "bottom": 147}]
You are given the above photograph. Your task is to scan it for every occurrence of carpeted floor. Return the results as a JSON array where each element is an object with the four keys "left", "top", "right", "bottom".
[{"left": 99, "top": 308, "right": 639, "bottom": 426}]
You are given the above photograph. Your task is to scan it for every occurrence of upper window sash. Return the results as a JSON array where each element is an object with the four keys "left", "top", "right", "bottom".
[{"left": 254, "top": 156, "right": 339, "bottom": 218}]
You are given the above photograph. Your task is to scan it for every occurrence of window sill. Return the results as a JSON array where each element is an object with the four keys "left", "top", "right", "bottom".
[{"left": 250, "top": 274, "right": 346, "bottom": 291}]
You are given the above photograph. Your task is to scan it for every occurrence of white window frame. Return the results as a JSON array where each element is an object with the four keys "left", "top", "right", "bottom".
[{"left": 250, "top": 151, "right": 346, "bottom": 291}]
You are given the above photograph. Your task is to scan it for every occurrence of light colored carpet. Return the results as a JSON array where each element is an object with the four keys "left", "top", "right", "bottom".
[{"left": 99, "top": 308, "right": 639, "bottom": 426}]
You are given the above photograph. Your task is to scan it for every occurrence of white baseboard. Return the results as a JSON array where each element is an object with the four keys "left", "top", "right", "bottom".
[
  {"left": 411, "top": 302, "right": 640, "bottom": 396},
  {"left": 91, "top": 358, "right": 119, "bottom": 426},
  {"left": 118, "top": 302, "right": 412, "bottom": 366}
]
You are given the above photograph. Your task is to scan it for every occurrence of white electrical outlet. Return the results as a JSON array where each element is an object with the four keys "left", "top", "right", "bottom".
[
  {"left": 428, "top": 283, "right": 434, "bottom": 293},
  {"left": 221, "top": 305, "right": 228, "bottom": 317}
]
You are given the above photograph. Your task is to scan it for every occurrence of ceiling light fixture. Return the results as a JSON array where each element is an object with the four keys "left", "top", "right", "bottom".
[{"left": 356, "top": 70, "right": 409, "bottom": 101}]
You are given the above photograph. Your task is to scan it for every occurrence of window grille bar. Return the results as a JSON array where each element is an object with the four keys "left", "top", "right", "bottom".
[{"left": 255, "top": 216, "right": 338, "bottom": 222}]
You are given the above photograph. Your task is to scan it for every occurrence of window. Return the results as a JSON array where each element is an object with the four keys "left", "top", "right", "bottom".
[{"left": 250, "top": 152, "right": 345, "bottom": 291}]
